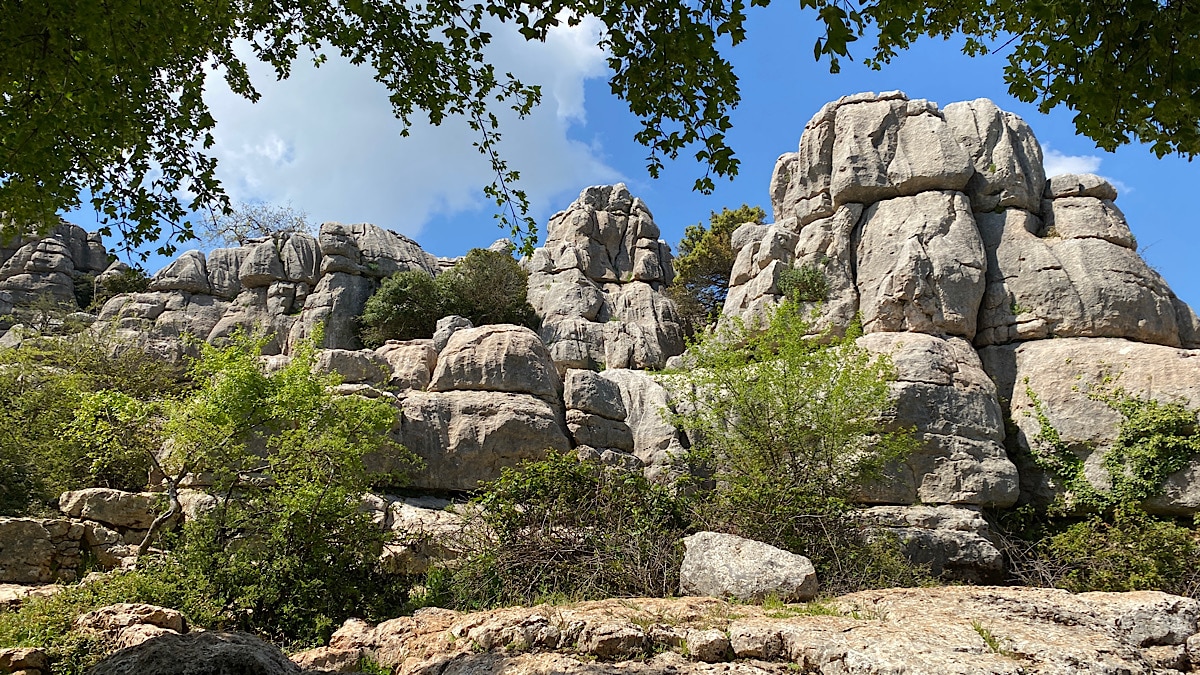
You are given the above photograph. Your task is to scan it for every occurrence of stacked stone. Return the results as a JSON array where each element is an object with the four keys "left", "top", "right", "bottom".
[
  {"left": 0, "top": 221, "right": 111, "bottom": 309},
  {"left": 727, "top": 91, "right": 1200, "bottom": 570},
  {"left": 524, "top": 184, "right": 685, "bottom": 371},
  {"left": 93, "top": 222, "right": 438, "bottom": 357},
  {"left": 0, "top": 518, "right": 83, "bottom": 584},
  {"left": 563, "top": 369, "right": 640, "bottom": 471}
]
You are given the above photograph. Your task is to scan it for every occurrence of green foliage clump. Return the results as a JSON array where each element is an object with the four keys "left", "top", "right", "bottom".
[
  {"left": 674, "top": 302, "right": 926, "bottom": 593},
  {"left": 778, "top": 262, "right": 829, "bottom": 304},
  {"left": 91, "top": 266, "right": 151, "bottom": 309},
  {"left": 1027, "top": 380, "right": 1200, "bottom": 512},
  {"left": 359, "top": 248, "right": 537, "bottom": 347},
  {"left": 359, "top": 270, "right": 442, "bottom": 346},
  {"left": 0, "top": 332, "right": 186, "bottom": 515},
  {"left": 432, "top": 451, "right": 687, "bottom": 610},
  {"left": 1004, "top": 378, "right": 1200, "bottom": 598},
  {"left": 669, "top": 205, "right": 765, "bottom": 335},
  {"left": 435, "top": 247, "right": 539, "bottom": 329}
]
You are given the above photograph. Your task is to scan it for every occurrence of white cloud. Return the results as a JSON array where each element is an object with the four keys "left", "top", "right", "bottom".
[
  {"left": 1042, "top": 148, "right": 1102, "bottom": 177},
  {"left": 1042, "top": 146, "right": 1131, "bottom": 196},
  {"left": 202, "top": 16, "right": 619, "bottom": 239}
]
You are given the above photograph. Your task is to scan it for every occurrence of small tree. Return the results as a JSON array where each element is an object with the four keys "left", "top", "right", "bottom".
[
  {"left": 670, "top": 205, "right": 765, "bottom": 335},
  {"left": 358, "top": 270, "right": 442, "bottom": 347},
  {"left": 435, "top": 247, "right": 538, "bottom": 328},
  {"left": 199, "top": 202, "right": 314, "bottom": 247},
  {"left": 675, "top": 302, "right": 923, "bottom": 592}
]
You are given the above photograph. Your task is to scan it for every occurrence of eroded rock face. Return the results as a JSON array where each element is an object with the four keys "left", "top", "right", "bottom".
[
  {"left": 88, "top": 631, "right": 301, "bottom": 675},
  {"left": 0, "top": 222, "right": 111, "bottom": 307},
  {"left": 90, "top": 223, "right": 439, "bottom": 359},
  {"left": 525, "top": 184, "right": 685, "bottom": 371},
  {"left": 336, "top": 587, "right": 1200, "bottom": 675},
  {"left": 981, "top": 337, "right": 1200, "bottom": 513},
  {"left": 857, "top": 332, "right": 1018, "bottom": 508},
  {"left": 855, "top": 505, "right": 1004, "bottom": 582},
  {"left": 0, "top": 518, "right": 83, "bottom": 584}
]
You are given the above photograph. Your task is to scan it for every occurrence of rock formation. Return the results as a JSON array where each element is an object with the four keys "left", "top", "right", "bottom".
[
  {"left": 726, "top": 90, "right": 1200, "bottom": 522},
  {"left": 524, "top": 184, "right": 685, "bottom": 371}
]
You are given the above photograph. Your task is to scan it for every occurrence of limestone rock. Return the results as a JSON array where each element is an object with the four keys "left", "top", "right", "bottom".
[
  {"left": 75, "top": 603, "right": 186, "bottom": 634},
  {"left": 375, "top": 340, "right": 437, "bottom": 390},
  {"left": 975, "top": 206, "right": 1183, "bottom": 348},
  {"left": 563, "top": 369, "right": 627, "bottom": 421},
  {"left": 526, "top": 184, "right": 684, "bottom": 371},
  {"left": 388, "top": 390, "right": 570, "bottom": 491},
  {"left": 59, "top": 488, "right": 159, "bottom": 530},
  {"left": 857, "top": 332, "right": 1019, "bottom": 507},
  {"left": 287, "top": 271, "right": 374, "bottom": 351},
  {"left": 205, "top": 247, "right": 249, "bottom": 300},
  {"left": 943, "top": 98, "right": 1045, "bottom": 212},
  {"left": 1046, "top": 172, "right": 1119, "bottom": 200},
  {"left": 856, "top": 505, "right": 1004, "bottom": 582},
  {"left": 433, "top": 315, "right": 473, "bottom": 353},
  {"left": 314, "top": 348, "right": 390, "bottom": 386},
  {"left": 855, "top": 190, "right": 986, "bottom": 339},
  {"left": 0, "top": 647, "right": 47, "bottom": 673},
  {"left": 319, "top": 221, "right": 438, "bottom": 279},
  {"left": 0, "top": 518, "right": 82, "bottom": 584},
  {"left": 679, "top": 532, "right": 818, "bottom": 603},
  {"left": 566, "top": 409, "right": 635, "bottom": 452},
  {"left": 981, "top": 337, "right": 1200, "bottom": 513},
  {"left": 429, "top": 325, "right": 560, "bottom": 401},
  {"left": 598, "top": 369, "right": 688, "bottom": 482},
  {"left": 88, "top": 631, "right": 302, "bottom": 675},
  {"left": 148, "top": 250, "right": 211, "bottom": 295}
]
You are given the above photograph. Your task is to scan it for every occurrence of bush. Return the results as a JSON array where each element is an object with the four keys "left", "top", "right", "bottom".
[
  {"left": 436, "top": 247, "right": 538, "bottom": 329},
  {"left": 358, "top": 270, "right": 441, "bottom": 346},
  {"left": 669, "top": 205, "right": 765, "bottom": 335},
  {"left": 432, "top": 451, "right": 687, "bottom": 609},
  {"left": 91, "top": 266, "right": 151, "bottom": 308},
  {"left": 0, "top": 332, "right": 186, "bottom": 515},
  {"left": 778, "top": 262, "right": 829, "bottom": 303},
  {"left": 358, "top": 248, "right": 537, "bottom": 347},
  {"left": 674, "top": 301, "right": 926, "bottom": 593}
]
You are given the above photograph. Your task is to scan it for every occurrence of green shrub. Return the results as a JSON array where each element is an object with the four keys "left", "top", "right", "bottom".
[
  {"left": 433, "top": 451, "right": 687, "bottom": 610},
  {"left": 778, "top": 262, "right": 829, "bottom": 303},
  {"left": 674, "top": 301, "right": 925, "bottom": 593},
  {"left": 358, "top": 249, "right": 537, "bottom": 347},
  {"left": 0, "top": 331, "right": 185, "bottom": 515},
  {"left": 91, "top": 266, "right": 151, "bottom": 309},
  {"left": 358, "top": 270, "right": 441, "bottom": 346},
  {"left": 434, "top": 247, "right": 538, "bottom": 329},
  {"left": 1004, "top": 378, "right": 1200, "bottom": 597}
]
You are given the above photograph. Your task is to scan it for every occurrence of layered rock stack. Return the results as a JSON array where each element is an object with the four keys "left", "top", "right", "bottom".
[
  {"left": 722, "top": 91, "right": 1200, "bottom": 571},
  {"left": 93, "top": 222, "right": 438, "bottom": 356},
  {"left": 524, "top": 184, "right": 685, "bottom": 371},
  {"left": 0, "top": 221, "right": 113, "bottom": 311}
]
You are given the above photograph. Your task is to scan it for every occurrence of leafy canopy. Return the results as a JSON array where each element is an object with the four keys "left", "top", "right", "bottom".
[
  {"left": 670, "top": 204, "right": 765, "bottom": 334},
  {"left": 5, "top": 1, "right": 1196, "bottom": 256}
]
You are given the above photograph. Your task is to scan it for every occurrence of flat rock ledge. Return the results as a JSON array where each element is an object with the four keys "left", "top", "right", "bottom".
[{"left": 288, "top": 586, "right": 1200, "bottom": 675}]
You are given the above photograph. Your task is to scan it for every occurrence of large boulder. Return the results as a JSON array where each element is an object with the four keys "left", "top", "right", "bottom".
[
  {"left": 0, "top": 518, "right": 83, "bottom": 584},
  {"left": 525, "top": 184, "right": 685, "bottom": 371},
  {"left": 387, "top": 390, "right": 570, "bottom": 491},
  {"left": 429, "top": 325, "right": 560, "bottom": 402},
  {"left": 59, "top": 488, "right": 159, "bottom": 530},
  {"left": 598, "top": 369, "right": 689, "bottom": 482},
  {"left": 855, "top": 505, "right": 1004, "bottom": 582},
  {"left": 857, "top": 332, "right": 1019, "bottom": 508},
  {"left": 981, "top": 337, "right": 1200, "bottom": 513},
  {"left": 679, "top": 531, "right": 818, "bottom": 603},
  {"left": 88, "top": 631, "right": 302, "bottom": 675}
]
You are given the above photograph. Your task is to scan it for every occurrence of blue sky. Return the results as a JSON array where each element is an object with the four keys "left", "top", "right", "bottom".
[{"left": 67, "top": 5, "right": 1200, "bottom": 310}]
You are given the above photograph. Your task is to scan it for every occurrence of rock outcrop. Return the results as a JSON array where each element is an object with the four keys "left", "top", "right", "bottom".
[
  {"left": 295, "top": 587, "right": 1200, "bottom": 674},
  {"left": 525, "top": 184, "right": 685, "bottom": 371},
  {"left": 0, "top": 221, "right": 111, "bottom": 309},
  {"left": 92, "top": 223, "right": 438, "bottom": 357}
]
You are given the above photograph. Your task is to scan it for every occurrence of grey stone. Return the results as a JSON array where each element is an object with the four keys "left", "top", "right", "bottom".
[
  {"left": 387, "top": 390, "right": 570, "bottom": 491},
  {"left": 856, "top": 505, "right": 1004, "bottom": 582},
  {"left": 429, "top": 324, "right": 560, "bottom": 401},
  {"left": 433, "top": 315, "right": 473, "bottom": 353},
  {"left": 563, "top": 368, "right": 627, "bottom": 420},
  {"left": 679, "top": 531, "right": 817, "bottom": 603},
  {"left": 855, "top": 191, "right": 986, "bottom": 339},
  {"left": 314, "top": 348, "right": 391, "bottom": 385},
  {"left": 599, "top": 369, "right": 688, "bottom": 482},
  {"left": 287, "top": 272, "right": 375, "bottom": 351},
  {"left": 1046, "top": 173, "right": 1119, "bottom": 201},
  {"left": 88, "top": 631, "right": 302, "bottom": 675},
  {"left": 59, "top": 488, "right": 159, "bottom": 530},
  {"left": 205, "top": 247, "right": 248, "bottom": 300},
  {"left": 375, "top": 340, "right": 437, "bottom": 390},
  {"left": 943, "top": 98, "right": 1045, "bottom": 212},
  {"left": 566, "top": 409, "right": 635, "bottom": 452},
  {"left": 147, "top": 250, "right": 210, "bottom": 294}
]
